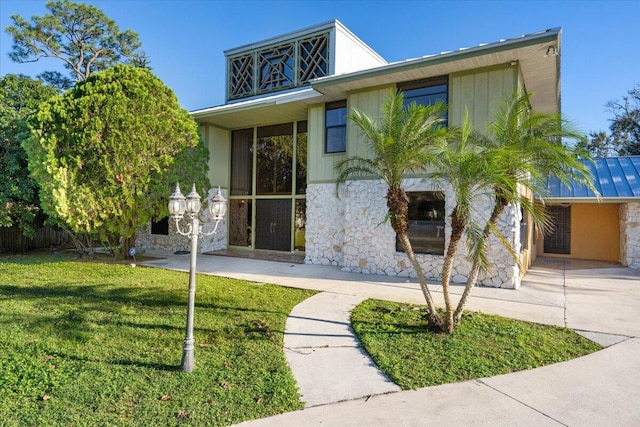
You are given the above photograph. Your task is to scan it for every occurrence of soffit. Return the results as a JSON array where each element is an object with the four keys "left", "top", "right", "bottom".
[
  {"left": 191, "top": 88, "right": 332, "bottom": 129},
  {"left": 312, "top": 29, "right": 561, "bottom": 114}
]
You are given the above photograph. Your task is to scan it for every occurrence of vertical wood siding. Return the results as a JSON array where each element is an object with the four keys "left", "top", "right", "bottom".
[
  {"left": 307, "top": 104, "right": 346, "bottom": 183},
  {"left": 201, "top": 124, "right": 231, "bottom": 188},
  {"left": 450, "top": 65, "right": 517, "bottom": 130}
]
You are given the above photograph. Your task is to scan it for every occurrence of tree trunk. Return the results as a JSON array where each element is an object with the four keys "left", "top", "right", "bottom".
[
  {"left": 397, "top": 232, "right": 444, "bottom": 330},
  {"left": 120, "top": 234, "right": 136, "bottom": 259},
  {"left": 453, "top": 200, "right": 507, "bottom": 326},
  {"left": 441, "top": 207, "right": 466, "bottom": 333},
  {"left": 387, "top": 187, "right": 443, "bottom": 331}
]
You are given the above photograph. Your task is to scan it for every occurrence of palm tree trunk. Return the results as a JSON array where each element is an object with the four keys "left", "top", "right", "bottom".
[
  {"left": 387, "top": 187, "right": 444, "bottom": 331},
  {"left": 397, "top": 232, "right": 444, "bottom": 330},
  {"left": 441, "top": 208, "right": 466, "bottom": 333},
  {"left": 453, "top": 201, "right": 506, "bottom": 326}
]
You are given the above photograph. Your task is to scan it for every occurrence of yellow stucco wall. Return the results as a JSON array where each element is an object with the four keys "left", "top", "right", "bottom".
[{"left": 538, "top": 204, "right": 620, "bottom": 262}]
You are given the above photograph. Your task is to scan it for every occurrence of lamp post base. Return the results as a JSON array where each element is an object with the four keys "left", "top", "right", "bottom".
[{"left": 181, "top": 338, "right": 195, "bottom": 372}]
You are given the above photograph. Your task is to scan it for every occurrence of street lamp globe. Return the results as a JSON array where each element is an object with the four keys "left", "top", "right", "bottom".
[
  {"left": 168, "top": 183, "right": 186, "bottom": 220},
  {"left": 210, "top": 186, "right": 227, "bottom": 221},
  {"left": 185, "top": 184, "right": 202, "bottom": 215}
]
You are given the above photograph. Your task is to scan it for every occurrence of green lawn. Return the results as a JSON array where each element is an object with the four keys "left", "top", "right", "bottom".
[
  {"left": 0, "top": 253, "right": 314, "bottom": 426},
  {"left": 351, "top": 299, "right": 602, "bottom": 390}
]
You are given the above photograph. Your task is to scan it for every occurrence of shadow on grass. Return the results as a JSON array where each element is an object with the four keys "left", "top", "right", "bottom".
[{"left": 49, "top": 350, "right": 181, "bottom": 372}]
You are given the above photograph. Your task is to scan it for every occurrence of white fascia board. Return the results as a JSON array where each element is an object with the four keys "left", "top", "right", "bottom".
[{"left": 190, "top": 88, "right": 321, "bottom": 118}]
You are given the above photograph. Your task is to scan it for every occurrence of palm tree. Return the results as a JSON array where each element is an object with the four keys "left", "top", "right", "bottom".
[
  {"left": 335, "top": 90, "right": 448, "bottom": 330},
  {"left": 427, "top": 111, "right": 515, "bottom": 332},
  {"left": 451, "top": 91, "right": 597, "bottom": 327}
]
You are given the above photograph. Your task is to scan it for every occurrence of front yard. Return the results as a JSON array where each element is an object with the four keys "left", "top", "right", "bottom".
[{"left": 0, "top": 253, "right": 314, "bottom": 426}]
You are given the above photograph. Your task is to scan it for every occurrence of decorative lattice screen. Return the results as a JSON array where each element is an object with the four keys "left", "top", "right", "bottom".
[
  {"left": 299, "top": 34, "right": 329, "bottom": 82},
  {"left": 230, "top": 55, "right": 254, "bottom": 98},
  {"left": 228, "top": 32, "right": 330, "bottom": 100}
]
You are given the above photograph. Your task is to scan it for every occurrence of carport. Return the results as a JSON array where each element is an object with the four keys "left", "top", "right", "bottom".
[{"left": 539, "top": 156, "right": 640, "bottom": 269}]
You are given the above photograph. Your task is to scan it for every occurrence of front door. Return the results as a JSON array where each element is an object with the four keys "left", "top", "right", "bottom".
[
  {"left": 255, "top": 199, "right": 292, "bottom": 251},
  {"left": 544, "top": 206, "right": 571, "bottom": 254}
]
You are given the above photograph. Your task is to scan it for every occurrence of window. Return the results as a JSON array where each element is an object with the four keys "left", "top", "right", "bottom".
[
  {"left": 398, "top": 76, "right": 448, "bottom": 125},
  {"left": 325, "top": 100, "right": 347, "bottom": 153},
  {"left": 151, "top": 217, "right": 169, "bottom": 235},
  {"left": 396, "top": 192, "right": 445, "bottom": 255}
]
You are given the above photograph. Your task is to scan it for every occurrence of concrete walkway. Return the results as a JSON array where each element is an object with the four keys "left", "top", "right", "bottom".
[
  {"left": 142, "top": 252, "right": 640, "bottom": 426},
  {"left": 284, "top": 292, "right": 400, "bottom": 407}
]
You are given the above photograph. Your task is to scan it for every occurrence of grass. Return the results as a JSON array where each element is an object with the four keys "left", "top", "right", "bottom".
[
  {"left": 0, "top": 253, "right": 315, "bottom": 426},
  {"left": 351, "top": 299, "right": 602, "bottom": 390}
]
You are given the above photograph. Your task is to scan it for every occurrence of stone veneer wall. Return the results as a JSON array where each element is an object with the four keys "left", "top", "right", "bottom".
[
  {"left": 620, "top": 203, "right": 640, "bottom": 269},
  {"left": 305, "top": 180, "right": 522, "bottom": 288},
  {"left": 304, "top": 184, "right": 345, "bottom": 266},
  {"left": 136, "top": 188, "right": 228, "bottom": 254}
]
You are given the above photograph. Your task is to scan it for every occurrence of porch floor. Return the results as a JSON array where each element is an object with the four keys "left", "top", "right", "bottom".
[{"left": 203, "top": 249, "right": 305, "bottom": 264}]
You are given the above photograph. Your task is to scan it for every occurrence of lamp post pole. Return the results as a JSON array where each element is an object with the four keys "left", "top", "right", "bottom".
[
  {"left": 168, "top": 183, "right": 226, "bottom": 372},
  {"left": 182, "top": 213, "right": 199, "bottom": 372}
]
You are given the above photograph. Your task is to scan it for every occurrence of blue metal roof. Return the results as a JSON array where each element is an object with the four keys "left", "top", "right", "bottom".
[{"left": 545, "top": 156, "right": 640, "bottom": 201}]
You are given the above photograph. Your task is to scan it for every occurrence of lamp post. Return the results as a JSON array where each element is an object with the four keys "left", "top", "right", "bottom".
[{"left": 168, "top": 183, "right": 227, "bottom": 372}]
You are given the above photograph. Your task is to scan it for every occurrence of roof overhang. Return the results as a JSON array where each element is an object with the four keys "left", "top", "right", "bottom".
[
  {"left": 311, "top": 28, "right": 562, "bottom": 114},
  {"left": 192, "top": 28, "right": 562, "bottom": 129},
  {"left": 191, "top": 88, "right": 331, "bottom": 129},
  {"left": 541, "top": 197, "right": 639, "bottom": 204}
]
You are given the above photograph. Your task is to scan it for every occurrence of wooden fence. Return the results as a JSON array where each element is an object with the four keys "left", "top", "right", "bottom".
[{"left": 0, "top": 225, "right": 71, "bottom": 253}]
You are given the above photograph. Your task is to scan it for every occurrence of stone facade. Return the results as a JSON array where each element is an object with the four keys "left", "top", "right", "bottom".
[
  {"left": 620, "top": 203, "right": 640, "bottom": 269},
  {"left": 305, "top": 180, "right": 522, "bottom": 288},
  {"left": 136, "top": 188, "right": 228, "bottom": 254}
]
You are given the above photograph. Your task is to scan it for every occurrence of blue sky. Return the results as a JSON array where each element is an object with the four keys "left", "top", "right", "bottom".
[{"left": 1, "top": 0, "right": 638, "bottom": 134}]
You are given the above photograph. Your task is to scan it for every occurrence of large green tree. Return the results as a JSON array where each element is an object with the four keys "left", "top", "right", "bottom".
[
  {"left": 24, "top": 65, "right": 209, "bottom": 256},
  {"left": 0, "top": 74, "right": 58, "bottom": 237},
  {"left": 336, "top": 91, "right": 448, "bottom": 330},
  {"left": 6, "top": 0, "right": 143, "bottom": 83}
]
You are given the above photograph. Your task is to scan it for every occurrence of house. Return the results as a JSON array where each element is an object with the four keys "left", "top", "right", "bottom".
[{"left": 136, "top": 20, "right": 640, "bottom": 288}]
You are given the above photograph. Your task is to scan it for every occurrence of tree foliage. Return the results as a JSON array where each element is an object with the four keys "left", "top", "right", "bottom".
[
  {"left": 579, "top": 85, "right": 640, "bottom": 157},
  {"left": 0, "top": 74, "right": 59, "bottom": 236},
  {"left": 24, "top": 65, "right": 209, "bottom": 253},
  {"left": 607, "top": 85, "right": 640, "bottom": 155},
  {"left": 6, "top": 0, "right": 143, "bottom": 82}
]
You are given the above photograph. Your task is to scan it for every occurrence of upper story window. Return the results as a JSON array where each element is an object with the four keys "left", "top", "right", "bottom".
[
  {"left": 228, "top": 32, "right": 330, "bottom": 101},
  {"left": 325, "top": 100, "right": 347, "bottom": 154},
  {"left": 398, "top": 76, "right": 448, "bottom": 125}
]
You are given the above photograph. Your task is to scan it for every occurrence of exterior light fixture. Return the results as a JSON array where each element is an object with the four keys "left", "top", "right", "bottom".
[
  {"left": 544, "top": 46, "right": 558, "bottom": 57},
  {"left": 168, "top": 183, "right": 227, "bottom": 372}
]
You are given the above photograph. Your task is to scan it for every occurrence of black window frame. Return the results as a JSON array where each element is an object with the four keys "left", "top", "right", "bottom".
[
  {"left": 325, "top": 100, "right": 347, "bottom": 154},
  {"left": 396, "top": 191, "right": 446, "bottom": 256},
  {"left": 398, "top": 76, "right": 448, "bottom": 126},
  {"left": 151, "top": 216, "right": 169, "bottom": 236}
]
